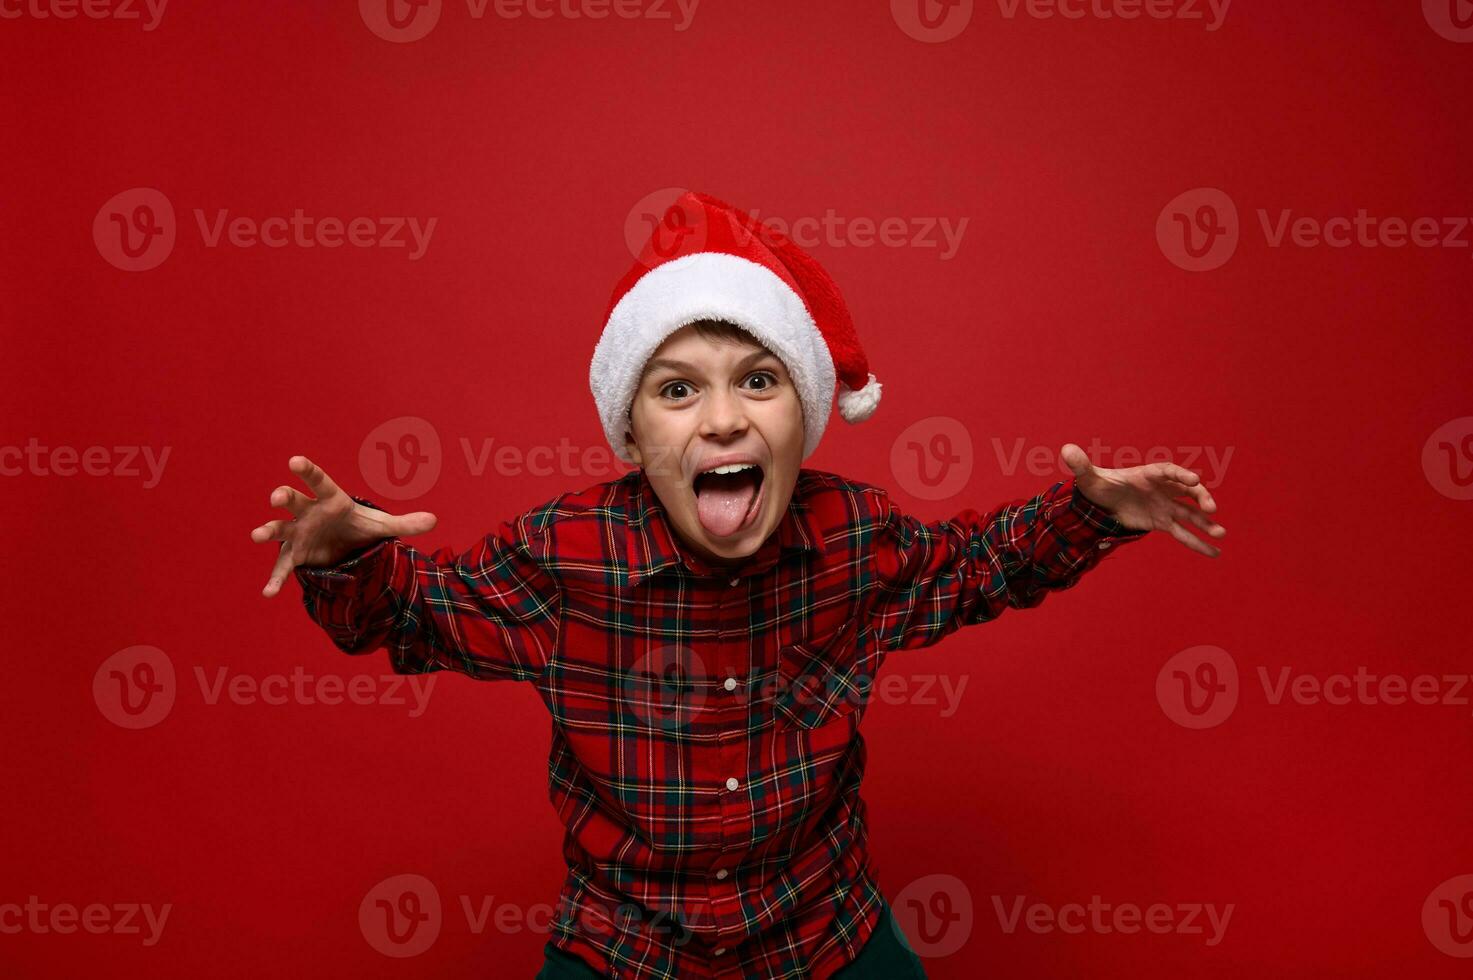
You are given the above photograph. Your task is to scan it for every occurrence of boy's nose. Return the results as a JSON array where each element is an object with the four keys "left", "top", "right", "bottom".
[{"left": 698, "top": 388, "right": 749, "bottom": 440}]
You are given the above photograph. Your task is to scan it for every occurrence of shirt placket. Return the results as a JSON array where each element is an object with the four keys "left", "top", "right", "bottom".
[{"left": 707, "top": 566, "right": 749, "bottom": 968}]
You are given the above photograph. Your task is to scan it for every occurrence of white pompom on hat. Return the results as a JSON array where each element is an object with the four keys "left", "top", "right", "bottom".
[{"left": 590, "top": 191, "right": 882, "bottom": 465}]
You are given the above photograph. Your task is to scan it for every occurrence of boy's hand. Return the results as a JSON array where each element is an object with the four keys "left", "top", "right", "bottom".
[
  {"left": 251, "top": 455, "right": 438, "bottom": 598},
  {"left": 1060, "top": 443, "right": 1226, "bottom": 558}
]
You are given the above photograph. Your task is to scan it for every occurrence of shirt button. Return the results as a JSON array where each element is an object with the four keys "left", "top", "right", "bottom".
[
  {"left": 723, "top": 677, "right": 738, "bottom": 692},
  {"left": 1099, "top": 541, "right": 1113, "bottom": 550},
  {"left": 715, "top": 868, "right": 729, "bottom": 880},
  {"left": 713, "top": 947, "right": 727, "bottom": 956},
  {"left": 725, "top": 776, "right": 739, "bottom": 791},
  {"left": 728, "top": 576, "right": 739, "bottom": 586}
]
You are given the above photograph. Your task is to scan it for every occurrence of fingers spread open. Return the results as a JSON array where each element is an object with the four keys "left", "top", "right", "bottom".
[
  {"left": 262, "top": 540, "right": 298, "bottom": 598},
  {"left": 1171, "top": 501, "right": 1226, "bottom": 538},
  {"left": 1164, "top": 479, "right": 1217, "bottom": 514},
  {"left": 1167, "top": 520, "right": 1220, "bottom": 558},
  {"left": 270, "top": 485, "right": 310, "bottom": 517},
  {"left": 290, "top": 455, "right": 342, "bottom": 501},
  {"left": 383, "top": 510, "right": 438, "bottom": 538},
  {"left": 1164, "top": 463, "right": 1201, "bottom": 486},
  {"left": 251, "top": 519, "right": 293, "bottom": 543}
]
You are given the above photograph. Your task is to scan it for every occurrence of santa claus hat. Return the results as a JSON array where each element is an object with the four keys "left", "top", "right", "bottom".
[{"left": 590, "top": 191, "right": 882, "bottom": 465}]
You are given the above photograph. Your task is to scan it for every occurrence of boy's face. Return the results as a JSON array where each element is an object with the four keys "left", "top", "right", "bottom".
[{"left": 624, "top": 322, "right": 805, "bottom": 568}]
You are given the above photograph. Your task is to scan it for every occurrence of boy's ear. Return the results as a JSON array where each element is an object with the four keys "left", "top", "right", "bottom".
[{"left": 623, "top": 425, "right": 643, "bottom": 466}]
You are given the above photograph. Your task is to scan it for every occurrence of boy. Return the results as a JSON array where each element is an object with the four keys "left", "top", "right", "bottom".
[{"left": 252, "top": 192, "right": 1225, "bottom": 979}]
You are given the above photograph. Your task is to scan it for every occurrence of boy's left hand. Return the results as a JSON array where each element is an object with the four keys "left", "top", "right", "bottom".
[{"left": 1060, "top": 443, "right": 1227, "bottom": 558}]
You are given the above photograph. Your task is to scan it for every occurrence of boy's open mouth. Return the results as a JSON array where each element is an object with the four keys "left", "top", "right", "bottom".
[{"left": 692, "top": 462, "right": 765, "bottom": 538}]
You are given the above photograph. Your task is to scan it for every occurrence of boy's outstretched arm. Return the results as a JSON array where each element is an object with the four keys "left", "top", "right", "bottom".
[
  {"left": 865, "top": 443, "right": 1226, "bottom": 654},
  {"left": 250, "top": 455, "right": 560, "bottom": 681}
]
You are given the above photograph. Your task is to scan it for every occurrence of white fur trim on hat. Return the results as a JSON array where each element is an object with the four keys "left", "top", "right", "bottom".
[
  {"left": 590, "top": 251, "right": 836, "bottom": 465},
  {"left": 837, "top": 373, "right": 882, "bottom": 423}
]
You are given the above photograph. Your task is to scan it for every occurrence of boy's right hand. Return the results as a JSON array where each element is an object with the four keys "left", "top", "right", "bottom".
[{"left": 252, "top": 455, "right": 438, "bottom": 598}]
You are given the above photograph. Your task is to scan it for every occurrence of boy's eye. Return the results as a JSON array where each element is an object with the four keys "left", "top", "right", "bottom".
[{"left": 657, "top": 371, "right": 778, "bottom": 401}]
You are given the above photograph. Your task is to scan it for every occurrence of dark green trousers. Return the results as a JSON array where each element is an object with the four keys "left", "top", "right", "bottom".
[{"left": 535, "top": 901, "right": 927, "bottom": 978}]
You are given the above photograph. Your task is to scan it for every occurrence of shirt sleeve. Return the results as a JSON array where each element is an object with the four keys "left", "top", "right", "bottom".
[
  {"left": 292, "top": 496, "right": 561, "bottom": 681},
  {"left": 865, "top": 476, "right": 1149, "bottom": 653}
]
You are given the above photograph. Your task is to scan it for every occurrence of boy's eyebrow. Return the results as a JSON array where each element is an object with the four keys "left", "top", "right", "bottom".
[{"left": 644, "top": 349, "right": 777, "bottom": 377}]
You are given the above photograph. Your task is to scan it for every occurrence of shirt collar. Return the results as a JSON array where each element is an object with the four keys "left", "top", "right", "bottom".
[{"left": 625, "top": 466, "right": 824, "bottom": 586}]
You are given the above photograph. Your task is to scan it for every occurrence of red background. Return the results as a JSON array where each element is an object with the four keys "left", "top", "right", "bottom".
[{"left": 3, "top": 1, "right": 1471, "bottom": 976}]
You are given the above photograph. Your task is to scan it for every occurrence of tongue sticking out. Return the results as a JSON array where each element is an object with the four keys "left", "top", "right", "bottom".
[{"left": 695, "top": 469, "right": 762, "bottom": 538}]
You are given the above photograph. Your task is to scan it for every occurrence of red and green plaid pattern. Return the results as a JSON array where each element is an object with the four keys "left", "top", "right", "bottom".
[{"left": 296, "top": 467, "right": 1146, "bottom": 978}]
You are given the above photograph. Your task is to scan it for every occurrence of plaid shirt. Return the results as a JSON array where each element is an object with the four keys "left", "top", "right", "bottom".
[{"left": 296, "top": 467, "right": 1148, "bottom": 979}]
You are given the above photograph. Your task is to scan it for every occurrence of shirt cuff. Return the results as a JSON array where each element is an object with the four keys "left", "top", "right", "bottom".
[{"left": 1059, "top": 476, "right": 1151, "bottom": 551}]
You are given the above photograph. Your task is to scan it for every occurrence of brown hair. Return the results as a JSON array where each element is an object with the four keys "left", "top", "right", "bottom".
[{"left": 690, "top": 318, "right": 765, "bottom": 348}]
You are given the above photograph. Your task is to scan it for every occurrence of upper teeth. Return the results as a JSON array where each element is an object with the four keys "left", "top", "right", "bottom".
[{"left": 706, "top": 463, "right": 756, "bottom": 475}]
